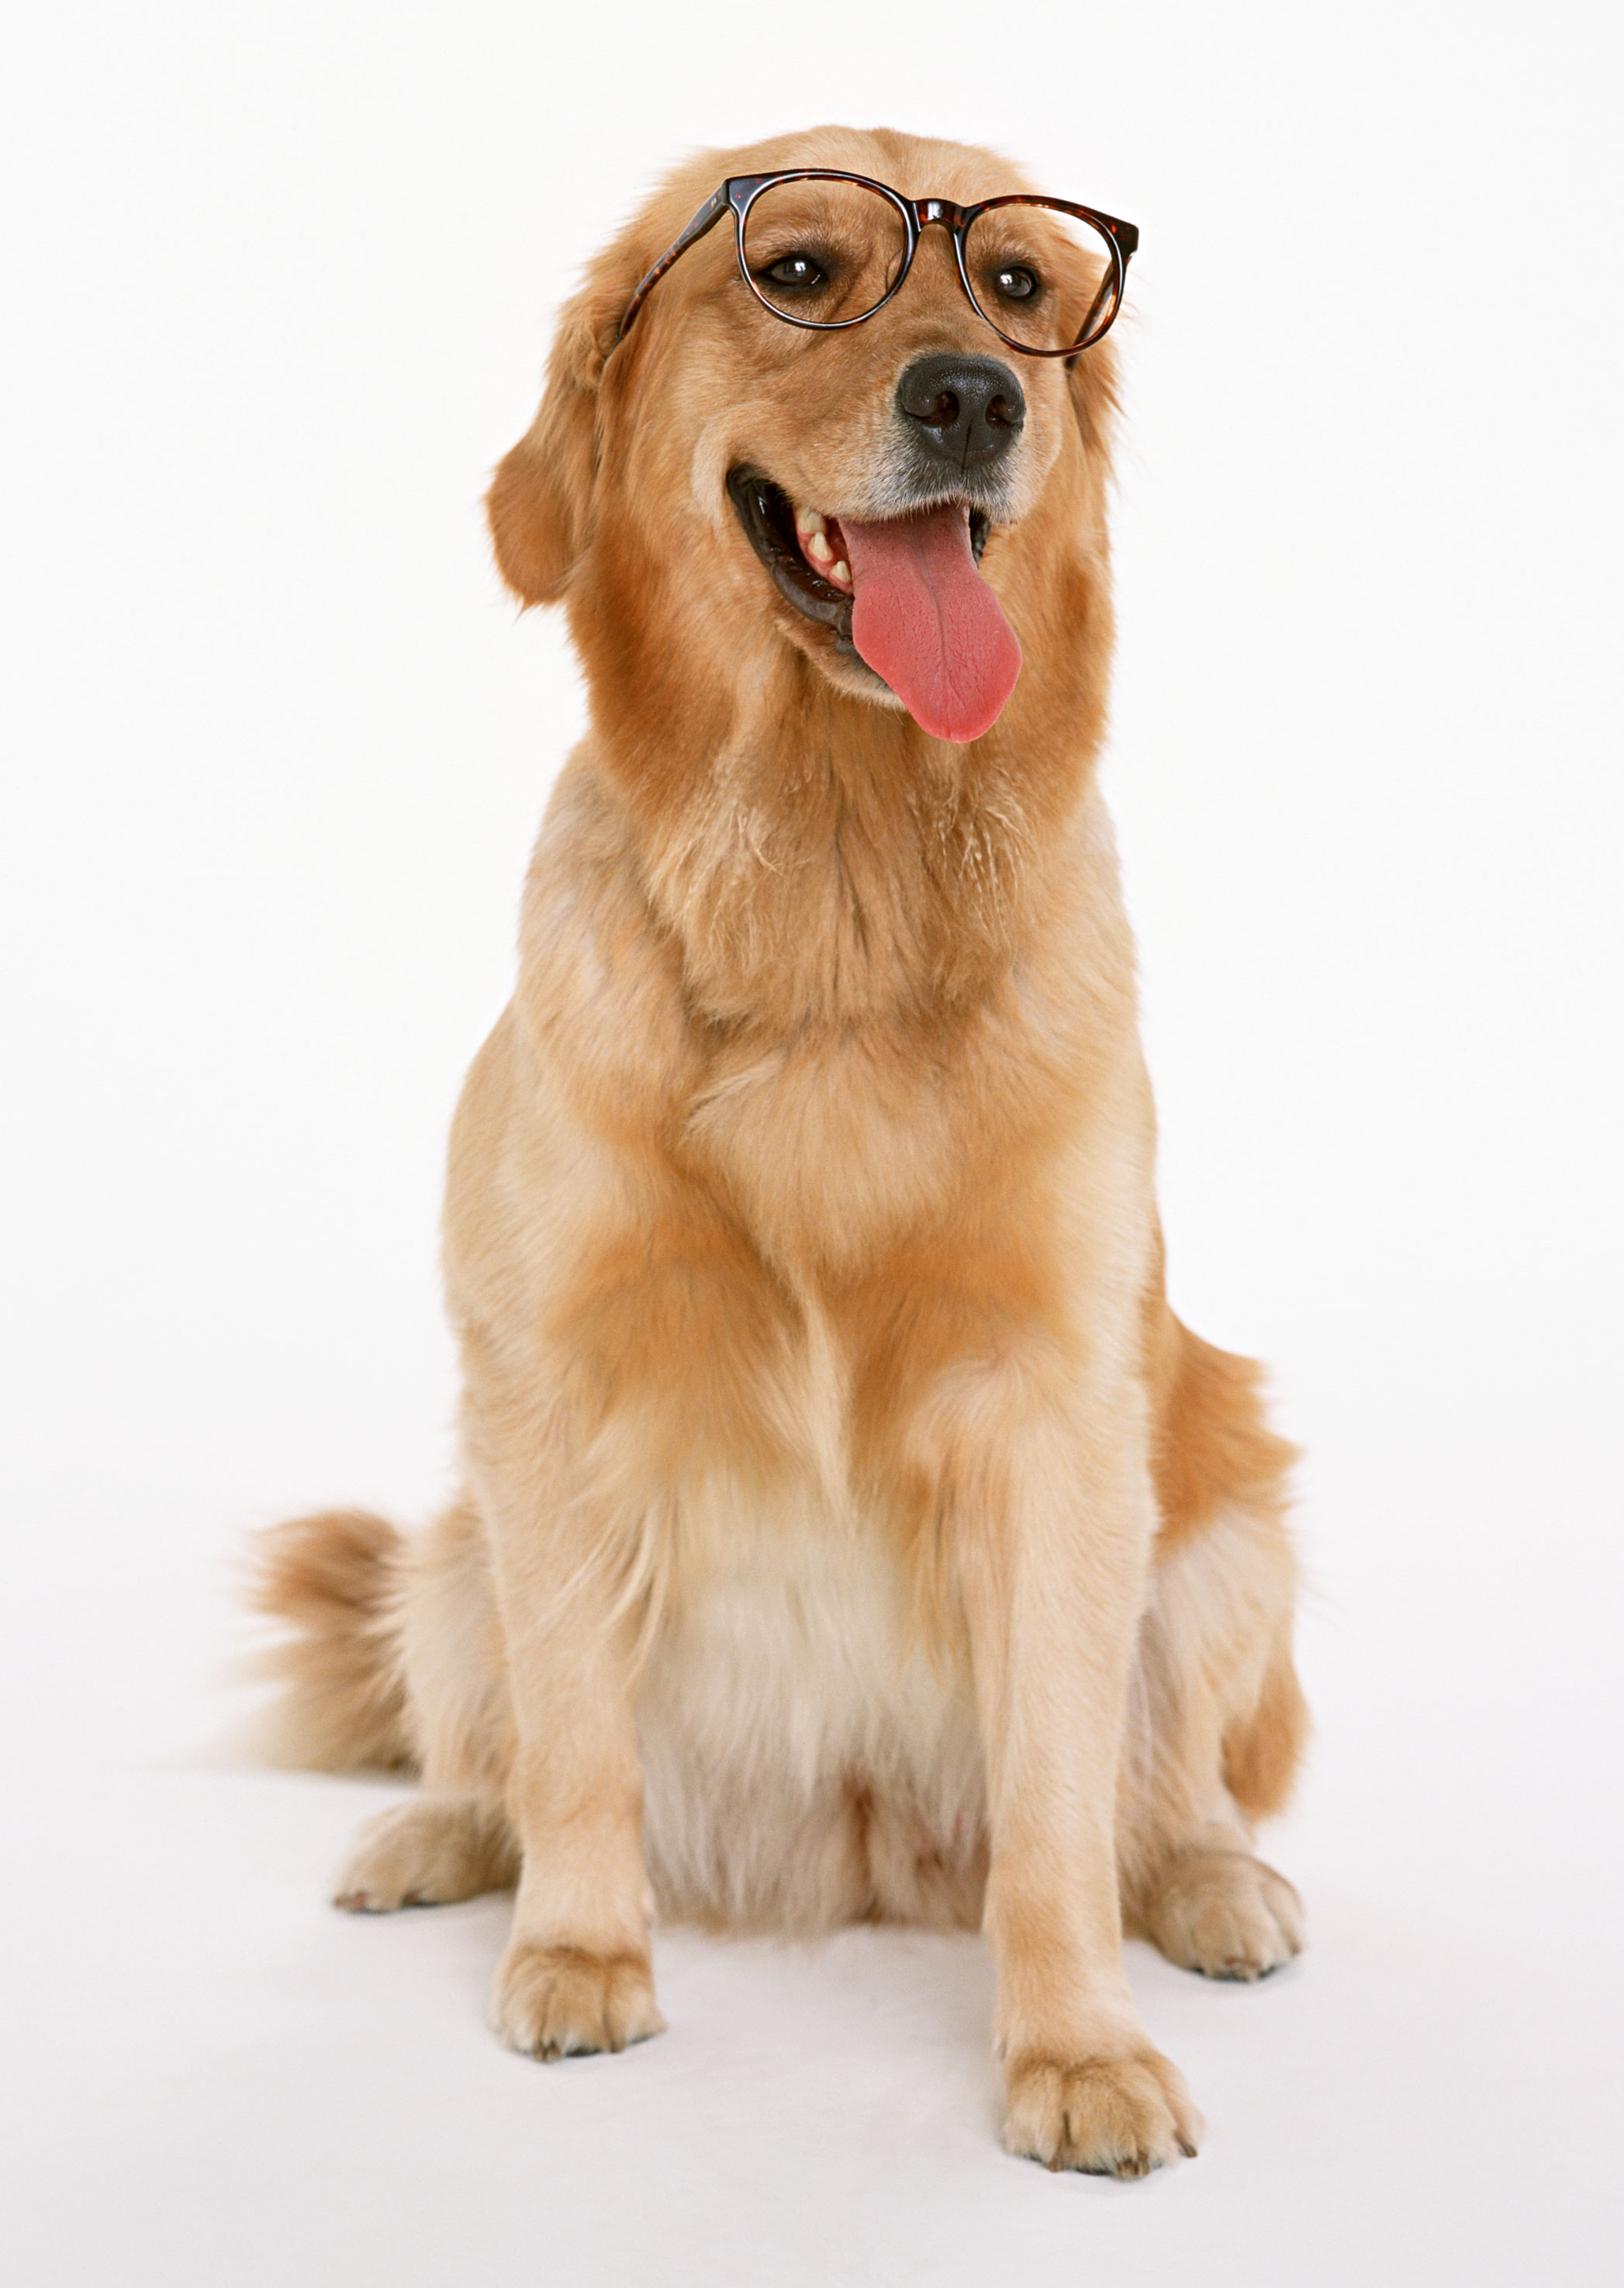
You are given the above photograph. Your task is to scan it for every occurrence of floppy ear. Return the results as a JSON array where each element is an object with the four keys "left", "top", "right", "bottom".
[
  {"left": 1066, "top": 332, "right": 1120, "bottom": 465},
  {"left": 486, "top": 267, "right": 627, "bottom": 607}
]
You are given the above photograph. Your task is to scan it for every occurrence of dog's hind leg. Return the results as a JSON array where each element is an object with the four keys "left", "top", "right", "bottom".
[
  {"left": 334, "top": 1495, "right": 519, "bottom": 1912},
  {"left": 1121, "top": 1304, "right": 1309, "bottom": 1980},
  {"left": 335, "top": 1793, "right": 519, "bottom": 1911},
  {"left": 1120, "top": 1503, "right": 1308, "bottom": 1979}
]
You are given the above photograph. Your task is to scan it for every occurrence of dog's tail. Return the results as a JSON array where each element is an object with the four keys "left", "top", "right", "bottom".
[{"left": 244, "top": 1509, "right": 415, "bottom": 1772}]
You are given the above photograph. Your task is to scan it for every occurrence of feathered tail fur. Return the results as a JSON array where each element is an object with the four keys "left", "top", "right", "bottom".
[{"left": 246, "top": 1509, "right": 414, "bottom": 1771}]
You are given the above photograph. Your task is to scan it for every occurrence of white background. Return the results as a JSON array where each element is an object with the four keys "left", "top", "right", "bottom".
[{"left": 3, "top": 2, "right": 1621, "bottom": 2281}]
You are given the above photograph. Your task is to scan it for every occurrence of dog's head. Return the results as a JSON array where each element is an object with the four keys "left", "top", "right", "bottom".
[{"left": 489, "top": 128, "right": 1120, "bottom": 760}]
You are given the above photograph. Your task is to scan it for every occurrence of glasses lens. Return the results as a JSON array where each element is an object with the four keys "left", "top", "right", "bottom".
[
  {"left": 741, "top": 178, "right": 910, "bottom": 326},
  {"left": 962, "top": 202, "right": 1121, "bottom": 353}
]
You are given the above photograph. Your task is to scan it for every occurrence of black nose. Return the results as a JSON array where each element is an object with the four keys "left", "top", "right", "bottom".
[{"left": 895, "top": 353, "right": 1025, "bottom": 470}]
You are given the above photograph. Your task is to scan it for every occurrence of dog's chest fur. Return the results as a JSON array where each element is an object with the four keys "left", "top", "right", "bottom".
[{"left": 635, "top": 1467, "right": 987, "bottom": 1932}]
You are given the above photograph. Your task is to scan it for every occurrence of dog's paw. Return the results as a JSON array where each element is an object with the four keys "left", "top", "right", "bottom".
[
  {"left": 1143, "top": 1847, "right": 1304, "bottom": 1982},
  {"left": 489, "top": 1942, "right": 665, "bottom": 2061},
  {"left": 333, "top": 1796, "right": 516, "bottom": 1913},
  {"left": 1003, "top": 2047, "right": 1202, "bottom": 2178}
]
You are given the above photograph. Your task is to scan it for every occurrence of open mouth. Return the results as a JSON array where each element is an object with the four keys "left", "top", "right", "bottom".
[
  {"left": 727, "top": 469, "right": 990, "bottom": 650},
  {"left": 725, "top": 470, "right": 1018, "bottom": 745}
]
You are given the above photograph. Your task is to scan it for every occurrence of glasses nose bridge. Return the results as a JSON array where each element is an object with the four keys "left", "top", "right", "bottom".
[
  {"left": 908, "top": 196, "right": 967, "bottom": 238},
  {"left": 900, "top": 197, "right": 973, "bottom": 317}
]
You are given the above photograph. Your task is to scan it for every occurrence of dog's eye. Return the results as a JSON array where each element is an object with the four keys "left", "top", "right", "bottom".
[
  {"left": 993, "top": 264, "right": 1040, "bottom": 302},
  {"left": 760, "top": 252, "right": 827, "bottom": 293}
]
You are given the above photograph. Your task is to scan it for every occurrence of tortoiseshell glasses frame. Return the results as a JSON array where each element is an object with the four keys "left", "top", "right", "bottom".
[{"left": 615, "top": 171, "right": 1139, "bottom": 358}]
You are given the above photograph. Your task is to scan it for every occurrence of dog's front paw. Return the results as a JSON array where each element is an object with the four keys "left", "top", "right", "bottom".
[
  {"left": 1003, "top": 2047, "right": 1202, "bottom": 2178},
  {"left": 489, "top": 1942, "right": 665, "bottom": 2061}
]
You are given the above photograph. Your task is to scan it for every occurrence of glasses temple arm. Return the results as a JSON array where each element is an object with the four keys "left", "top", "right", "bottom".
[
  {"left": 616, "top": 185, "right": 732, "bottom": 344},
  {"left": 1072, "top": 226, "right": 1135, "bottom": 356}
]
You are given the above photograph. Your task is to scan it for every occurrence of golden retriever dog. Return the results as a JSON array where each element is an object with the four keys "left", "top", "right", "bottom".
[{"left": 251, "top": 125, "right": 1307, "bottom": 2178}]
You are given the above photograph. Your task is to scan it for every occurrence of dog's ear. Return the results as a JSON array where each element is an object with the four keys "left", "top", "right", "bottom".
[
  {"left": 486, "top": 264, "right": 629, "bottom": 607},
  {"left": 1066, "top": 332, "right": 1120, "bottom": 465}
]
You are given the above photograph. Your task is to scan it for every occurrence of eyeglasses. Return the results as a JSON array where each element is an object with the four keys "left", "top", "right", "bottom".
[{"left": 616, "top": 171, "right": 1139, "bottom": 359}]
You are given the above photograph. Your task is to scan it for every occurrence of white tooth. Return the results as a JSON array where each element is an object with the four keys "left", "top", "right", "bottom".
[
  {"left": 807, "top": 530, "right": 833, "bottom": 564},
  {"left": 796, "top": 507, "right": 826, "bottom": 537},
  {"left": 831, "top": 560, "right": 851, "bottom": 586}
]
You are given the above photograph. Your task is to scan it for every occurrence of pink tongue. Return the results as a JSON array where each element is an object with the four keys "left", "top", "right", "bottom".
[{"left": 840, "top": 504, "right": 1021, "bottom": 743}]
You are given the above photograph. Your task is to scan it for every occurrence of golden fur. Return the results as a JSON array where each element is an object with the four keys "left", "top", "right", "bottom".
[{"left": 250, "top": 126, "right": 1307, "bottom": 2177}]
